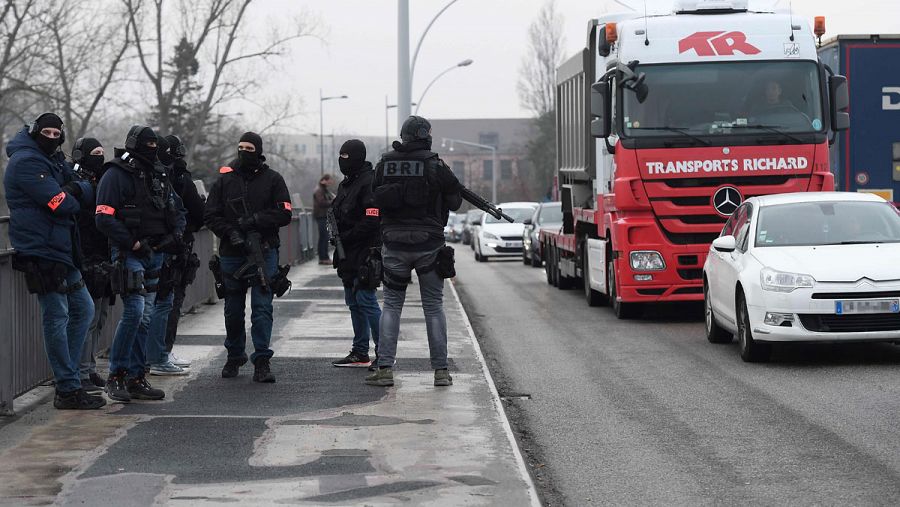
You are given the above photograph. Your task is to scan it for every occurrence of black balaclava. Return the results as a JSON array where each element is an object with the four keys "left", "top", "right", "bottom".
[
  {"left": 157, "top": 135, "right": 174, "bottom": 166},
  {"left": 129, "top": 126, "right": 159, "bottom": 165},
  {"left": 338, "top": 139, "right": 366, "bottom": 176},
  {"left": 73, "top": 137, "right": 104, "bottom": 177},
  {"left": 237, "top": 131, "right": 264, "bottom": 171},
  {"left": 399, "top": 115, "right": 432, "bottom": 149},
  {"left": 31, "top": 113, "right": 64, "bottom": 156},
  {"left": 165, "top": 135, "right": 187, "bottom": 173}
]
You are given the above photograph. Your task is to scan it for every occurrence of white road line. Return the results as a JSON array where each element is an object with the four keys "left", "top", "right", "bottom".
[{"left": 448, "top": 280, "right": 542, "bottom": 507}]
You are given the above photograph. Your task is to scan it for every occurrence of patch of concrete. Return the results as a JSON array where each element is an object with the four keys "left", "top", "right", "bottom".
[{"left": 59, "top": 473, "right": 167, "bottom": 506}]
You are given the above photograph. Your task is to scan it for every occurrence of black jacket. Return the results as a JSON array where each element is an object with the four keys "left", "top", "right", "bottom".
[
  {"left": 373, "top": 140, "right": 462, "bottom": 251},
  {"left": 95, "top": 149, "right": 186, "bottom": 251},
  {"left": 203, "top": 160, "right": 292, "bottom": 257},
  {"left": 169, "top": 158, "right": 205, "bottom": 243},
  {"left": 332, "top": 163, "right": 380, "bottom": 284},
  {"left": 75, "top": 166, "right": 109, "bottom": 264}
]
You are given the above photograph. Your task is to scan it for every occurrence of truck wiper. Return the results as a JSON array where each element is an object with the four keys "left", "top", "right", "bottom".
[
  {"left": 728, "top": 124, "right": 804, "bottom": 144},
  {"left": 630, "top": 126, "right": 711, "bottom": 146}
]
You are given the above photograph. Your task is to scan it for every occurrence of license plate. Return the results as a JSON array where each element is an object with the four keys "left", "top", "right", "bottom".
[
  {"left": 835, "top": 299, "right": 900, "bottom": 315},
  {"left": 505, "top": 242, "right": 520, "bottom": 248}
]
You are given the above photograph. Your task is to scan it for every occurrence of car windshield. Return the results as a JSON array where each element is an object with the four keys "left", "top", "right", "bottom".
[
  {"left": 623, "top": 61, "right": 824, "bottom": 138},
  {"left": 539, "top": 204, "right": 563, "bottom": 225},
  {"left": 485, "top": 207, "right": 536, "bottom": 224},
  {"left": 755, "top": 201, "right": 900, "bottom": 247}
]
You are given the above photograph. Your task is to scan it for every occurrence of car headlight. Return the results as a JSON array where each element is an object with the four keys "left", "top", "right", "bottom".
[
  {"left": 760, "top": 268, "right": 815, "bottom": 292},
  {"left": 630, "top": 251, "right": 666, "bottom": 271},
  {"left": 483, "top": 232, "right": 499, "bottom": 240}
]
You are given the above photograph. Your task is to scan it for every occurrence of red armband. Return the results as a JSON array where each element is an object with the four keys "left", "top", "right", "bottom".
[
  {"left": 47, "top": 192, "right": 66, "bottom": 211},
  {"left": 219, "top": 166, "right": 233, "bottom": 174},
  {"left": 365, "top": 208, "right": 380, "bottom": 217},
  {"left": 95, "top": 205, "right": 116, "bottom": 215}
]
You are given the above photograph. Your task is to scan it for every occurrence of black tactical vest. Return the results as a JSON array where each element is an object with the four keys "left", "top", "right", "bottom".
[
  {"left": 377, "top": 149, "right": 441, "bottom": 223},
  {"left": 112, "top": 159, "right": 175, "bottom": 238}
]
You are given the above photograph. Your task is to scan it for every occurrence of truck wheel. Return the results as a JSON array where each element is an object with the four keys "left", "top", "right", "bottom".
[
  {"left": 704, "top": 281, "right": 732, "bottom": 344},
  {"left": 608, "top": 257, "right": 641, "bottom": 319},
  {"left": 583, "top": 245, "right": 607, "bottom": 307},
  {"left": 737, "top": 292, "right": 771, "bottom": 362}
]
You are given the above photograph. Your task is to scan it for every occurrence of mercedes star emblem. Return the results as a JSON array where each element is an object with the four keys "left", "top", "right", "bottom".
[{"left": 712, "top": 186, "right": 742, "bottom": 216}]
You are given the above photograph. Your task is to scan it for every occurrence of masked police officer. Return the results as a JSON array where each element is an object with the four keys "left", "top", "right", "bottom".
[
  {"left": 204, "top": 132, "right": 292, "bottom": 383},
  {"left": 4, "top": 113, "right": 104, "bottom": 409},
  {"left": 95, "top": 125, "right": 187, "bottom": 402},
  {"left": 330, "top": 139, "right": 382, "bottom": 368},
  {"left": 156, "top": 134, "right": 204, "bottom": 370},
  {"left": 72, "top": 137, "right": 113, "bottom": 393},
  {"left": 366, "top": 116, "right": 462, "bottom": 388}
]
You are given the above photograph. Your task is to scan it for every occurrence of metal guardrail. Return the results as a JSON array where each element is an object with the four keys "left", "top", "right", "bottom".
[{"left": 0, "top": 212, "right": 315, "bottom": 415}]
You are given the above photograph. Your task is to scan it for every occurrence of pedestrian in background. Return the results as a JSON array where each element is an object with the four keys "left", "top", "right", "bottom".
[
  {"left": 4, "top": 113, "right": 104, "bottom": 410},
  {"left": 313, "top": 173, "right": 335, "bottom": 265},
  {"left": 366, "top": 116, "right": 462, "bottom": 388},
  {"left": 72, "top": 137, "right": 112, "bottom": 393},
  {"left": 330, "top": 140, "right": 382, "bottom": 369}
]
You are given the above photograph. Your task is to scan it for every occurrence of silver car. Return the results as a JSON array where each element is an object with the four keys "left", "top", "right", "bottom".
[{"left": 522, "top": 202, "right": 562, "bottom": 267}]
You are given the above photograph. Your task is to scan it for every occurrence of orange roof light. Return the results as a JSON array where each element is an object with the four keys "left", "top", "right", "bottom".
[
  {"left": 606, "top": 22, "right": 618, "bottom": 43},
  {"left": 814, "top": 16, "right": 826, "bottom": 38}
]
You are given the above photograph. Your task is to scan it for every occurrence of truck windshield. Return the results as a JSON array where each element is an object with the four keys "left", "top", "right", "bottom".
[{"left": 623, "top": 61, "right": 824, "bottom": 139}]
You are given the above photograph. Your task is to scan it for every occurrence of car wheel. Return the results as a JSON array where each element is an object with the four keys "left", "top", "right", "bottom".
[
  {"left": 704, "top": 282, "right": 732, "bottom": 343},
  {"left": 583, "top": 245, "right": 607, "bottom": 307},
  {"left": 737, "top": 292, "right": 771, "bottom": 362},
  {"left": 531, "top": 251, "right": 542, "bottom": 268},
  {"left": 522, "top": 248, "right": 530, "bottom": 265},
  {"left": 608, "top": 256, "right": 641, "bottom": 319}
]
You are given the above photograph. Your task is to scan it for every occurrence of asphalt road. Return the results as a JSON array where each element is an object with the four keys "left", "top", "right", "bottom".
[{"left": 451, "top": 243, "right": 900, "bottom": 506}]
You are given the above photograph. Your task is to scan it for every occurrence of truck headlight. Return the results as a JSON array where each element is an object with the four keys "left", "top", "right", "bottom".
[
  {"left": 630, "top": 251, "right": 666, "bottom": 271},
  {"left": 483, "top": 232, "right": 499, "bottom": 240},
  {"left": 760, "top": 268, "right": 815, "bottom": 292}
]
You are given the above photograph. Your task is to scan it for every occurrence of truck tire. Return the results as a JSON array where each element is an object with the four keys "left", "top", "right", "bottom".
[
  {"left": 608, "top": 257, "right": 641, "bottom": 319},
  {"left": 704, "top": 281, "right": 732, "bottom": 344},
  {"left": 583, "top": 245, "right": 607, "bottom": 307},
  {"left": 737, "top": 292, "right": 771, "bottom": 362}
]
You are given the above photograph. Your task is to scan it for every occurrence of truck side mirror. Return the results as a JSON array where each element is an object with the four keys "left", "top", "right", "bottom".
[
  {"left": 829, "top": 75, "right": 850, "bottom": 132},
  {"left": 590, "top": 81, "right": 611, "bottom": 138}
]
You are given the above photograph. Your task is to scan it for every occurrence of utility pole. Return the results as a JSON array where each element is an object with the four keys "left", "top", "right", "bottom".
[{"left": 397, "top": 0, "right": 412, "bottom": 125}]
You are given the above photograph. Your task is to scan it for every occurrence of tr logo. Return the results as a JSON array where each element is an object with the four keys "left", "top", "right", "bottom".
[
  {"left": 679, "top": 31, "right": 761, "bottom": 57},
  {"left": 883, "top": 87, "right": 900, "bottom": 110},
  {"left": 712, "top": 186, "right": 742, "bottom": 216}
]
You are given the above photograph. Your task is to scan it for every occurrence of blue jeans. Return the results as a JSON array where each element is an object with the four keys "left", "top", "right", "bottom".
[
  {"left": 220, "top": 249, "right": 278, "bottom": 363},
  {"left": 344, "top": 281, "right": 381, "bottom": 356},
  {"left": 108, "top": 250, "right": 166, "bottom": 378},
  {"left": 36, "top": 267, "right": 94, "bottom": 392},
  {"left": 316, "top": 217, "right": 329, "bottom": 260}
]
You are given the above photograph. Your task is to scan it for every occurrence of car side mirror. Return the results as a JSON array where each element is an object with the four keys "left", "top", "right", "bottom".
[
  {"left": 523, "top": 218, "right": 533, "bottom": 225},
  {"left": 712, "top": 235, "right": 736, "bottom": 253},
  {"left": 829, "top": 75, "right": 850, "bottom": 132}
]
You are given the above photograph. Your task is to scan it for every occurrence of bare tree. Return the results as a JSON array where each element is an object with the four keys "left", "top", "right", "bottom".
[{"left": 517, "top": 0, "right": 564, "bottom": 117}]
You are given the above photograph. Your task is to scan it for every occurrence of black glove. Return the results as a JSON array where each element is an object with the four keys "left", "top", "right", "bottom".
[
  {"left": 61, "top": 181, "right": 83, "bottom": 198},
  {"left": 133, "top": 241, "right": 153, "bottom": 258},
  {"left": 152, "top": 233, "right": 183, "bottom": 254},
  {"left": 238, "top": 214, "right": 257, "bottom": 231},
  {"left": 228, "top": 229, "right": 245, "bottom": 247}
]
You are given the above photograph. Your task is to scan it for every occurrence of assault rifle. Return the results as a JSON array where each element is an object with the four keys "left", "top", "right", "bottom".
[
  {"left": 325, "top": 208, "right": 346, "bottom": 263},
  {"left": 229, "top": 197, "right": 271, "bottom": 292},
  {"left": 459, "top": 186, "right": 514, "bottom": 223}
]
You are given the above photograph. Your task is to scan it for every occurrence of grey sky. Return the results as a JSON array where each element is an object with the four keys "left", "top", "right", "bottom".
[{"left": 251, "top": 0, "right": 899, "bottom": 137}]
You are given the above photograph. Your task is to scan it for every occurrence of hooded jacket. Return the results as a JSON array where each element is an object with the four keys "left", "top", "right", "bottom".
[
  {"left": 203, "top": 159, "right": 292, "bottom": 257},
  {"left": 3, "top": 127, "right": 93, "bottom": 268},
  {"left": 331, "top": 161, "right": 380, "bottom": 284}
]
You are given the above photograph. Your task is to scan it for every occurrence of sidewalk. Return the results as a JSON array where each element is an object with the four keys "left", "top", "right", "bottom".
[{"left": 0, "top": 260, "right": 538, "bottom": 506}]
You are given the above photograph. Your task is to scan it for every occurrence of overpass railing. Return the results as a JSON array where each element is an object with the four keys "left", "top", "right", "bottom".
[{"left": 0, "top": 212, "right": 315, "bottom": 415}]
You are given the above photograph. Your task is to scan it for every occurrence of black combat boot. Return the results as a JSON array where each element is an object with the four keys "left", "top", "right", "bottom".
[
  {"left": 252, "top": 356, "right": 275, "bottom": 383},
  {"left": 54, "top": 389, "right": 106, "bottom": 410},
  {"left": 222, "top": 356, "right": 248, "bottom": 378}
]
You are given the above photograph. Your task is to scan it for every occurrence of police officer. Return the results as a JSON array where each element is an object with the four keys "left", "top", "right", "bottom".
[
  {"left": 95, "top": 125, "right": 187, "bottom": 402},
  {"left": 156, "top": 134, "right": 204, "bottom": 370},
  {"left": 204, "top": 132, "right": 292, "bottom": 383},
  {"left": 72, "top": 137, "right": 113, "bottom": 393},
  {"left": 3, "top": 113, "right": 104, "bottom": 409},
  {"left": 366, "top": 116, "right": 462, "bottom": 388},
  {"left": 330, "top": 140, "right": 382, "bottom": 368}
]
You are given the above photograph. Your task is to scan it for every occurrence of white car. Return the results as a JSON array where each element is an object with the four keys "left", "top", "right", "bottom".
[
  {"left": 703, "top": 192, "right": 900, "bottom": 362},
  {"left": 474, "top": 202, "right": 538, "bottom": 262}
]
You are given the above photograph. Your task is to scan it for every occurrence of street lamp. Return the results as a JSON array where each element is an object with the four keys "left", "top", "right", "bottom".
[
  {"left": 414, "top": 59, "right": 473, "bottom": 115},
  {"left": 385, "top": 97, "right": 418, "bottom": 154},
  {"left": 398, "top": 0, "right": 459, "bottom": 123},
  {"left": 319, "top": 89, "right": 348, "bottom": 175},
  {"left": 442, "top": 137, "right": 498, "bottom": 202}
]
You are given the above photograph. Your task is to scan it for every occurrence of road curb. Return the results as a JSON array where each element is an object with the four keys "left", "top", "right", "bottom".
[{"left": 448, "top": 280, "right": 542, "bottom": 507}]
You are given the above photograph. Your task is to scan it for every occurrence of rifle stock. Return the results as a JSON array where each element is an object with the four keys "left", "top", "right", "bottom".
[{"left": 459, "top": 187, "right": 514, "bottom": 223}]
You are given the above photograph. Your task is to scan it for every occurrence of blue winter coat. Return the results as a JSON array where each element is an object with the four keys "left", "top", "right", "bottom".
[{"left": 3, "top": 127, "right": 93, "bottom": 268}]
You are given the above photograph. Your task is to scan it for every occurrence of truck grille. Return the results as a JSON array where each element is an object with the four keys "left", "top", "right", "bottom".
[
  {"left": 798, "top": 313, "right": 900, "bottom": 333},
  {"left": 678, "top": 269, "right": 703, "bottom": 281}
]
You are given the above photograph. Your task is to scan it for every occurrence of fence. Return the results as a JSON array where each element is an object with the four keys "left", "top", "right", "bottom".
[{"left": 0, "top": 212, "right": 315, "bottom": 415}]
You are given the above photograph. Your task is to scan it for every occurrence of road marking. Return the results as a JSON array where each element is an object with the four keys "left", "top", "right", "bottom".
[{"left": 448, "top": 281, "right": 542, "bottom": 507}]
